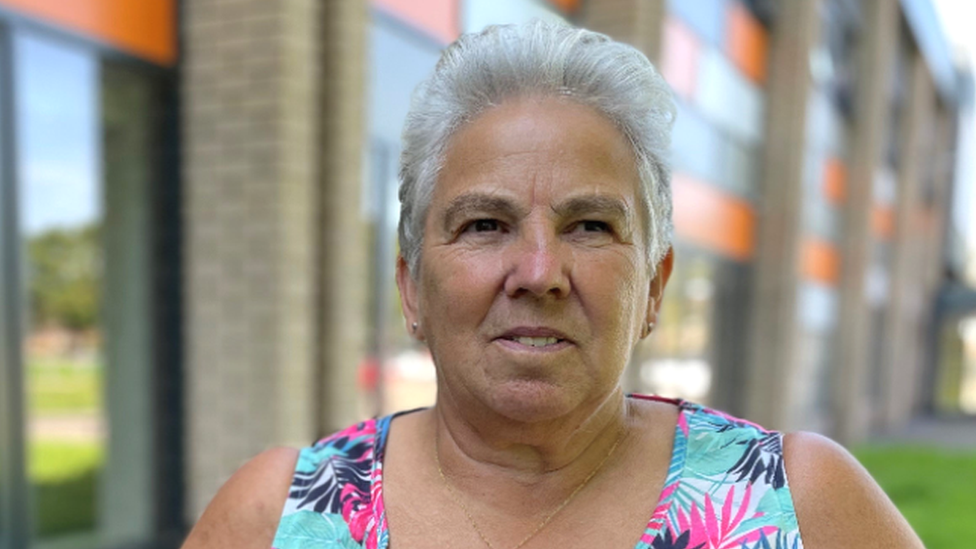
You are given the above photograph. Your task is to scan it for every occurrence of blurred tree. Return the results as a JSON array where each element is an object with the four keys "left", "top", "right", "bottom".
[{"left": 27, "top": 223, "right": 102, "bottom": 332}]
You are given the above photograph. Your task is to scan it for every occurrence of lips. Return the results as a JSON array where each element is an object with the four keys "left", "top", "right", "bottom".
[{"left": 496, "top": 327, "right": 572, "bottom": 349}]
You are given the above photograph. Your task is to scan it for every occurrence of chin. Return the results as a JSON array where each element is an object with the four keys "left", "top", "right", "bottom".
[{"left": 484, "top": 379, "right": 585, "bottom": 423}]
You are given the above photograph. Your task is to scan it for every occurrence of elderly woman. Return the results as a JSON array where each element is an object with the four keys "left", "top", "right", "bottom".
[{"left": 183, "top": 22, "right": 922, "bottom": 549}]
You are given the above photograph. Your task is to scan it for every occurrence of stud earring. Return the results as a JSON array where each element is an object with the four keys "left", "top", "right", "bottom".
[
  {"left": 411, "top": 322, "right": 418, "bottom": 334},
  {"left": 643, "top": 321, "right": 655, "bottom": 337}
]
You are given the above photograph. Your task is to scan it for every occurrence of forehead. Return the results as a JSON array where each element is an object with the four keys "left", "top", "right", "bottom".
[{"left": 434, "top": 97, "right": 641, "bottom": 206}]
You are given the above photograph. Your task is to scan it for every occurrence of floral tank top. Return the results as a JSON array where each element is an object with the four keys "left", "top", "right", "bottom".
[{"left": 271, "top": 396, "right": 805, "bottom": 549}]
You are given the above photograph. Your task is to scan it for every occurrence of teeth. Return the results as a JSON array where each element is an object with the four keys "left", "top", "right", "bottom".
[{"left": 513, "top": 336, "right": 559, "bottom": 347}]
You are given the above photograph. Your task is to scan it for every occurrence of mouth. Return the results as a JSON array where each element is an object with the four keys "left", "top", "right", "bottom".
[
  {"left": 494, "top": 328, "right": 573, "bottom": 351},
  {"left": 502, "top": 335, "right": 565, "bottom": 348}
]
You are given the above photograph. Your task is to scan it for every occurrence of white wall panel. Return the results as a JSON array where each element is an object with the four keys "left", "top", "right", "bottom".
[
  {"left": 873, "top": 166, "right": 897, "bottom": 207},
  {"left": 672, "top": 100, "right": 722, "bottom": 183},
  {"left": 866, "top": 265, "right": 890, "bottom": 307},
  {"left": 695, "top": 47, "right": 765, "bottom": 145},
  {"left": 799, "top": 281, "right": 839, "bottom": 333}
]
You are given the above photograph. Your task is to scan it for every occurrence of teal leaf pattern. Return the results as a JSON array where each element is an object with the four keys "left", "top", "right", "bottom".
[
  {"left": 273, "top": 397, "right": 804, "bottom": 549},
  {"left": 272, "top": 510, "right": 361, "bottom": 549}
]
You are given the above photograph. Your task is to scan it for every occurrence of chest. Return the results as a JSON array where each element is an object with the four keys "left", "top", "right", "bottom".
[
  {"left": 381, "top": 446, "right": 670, "bottom": 549},
  {"left": 272, "top": 403, "right": 804, "bottom": 549}
]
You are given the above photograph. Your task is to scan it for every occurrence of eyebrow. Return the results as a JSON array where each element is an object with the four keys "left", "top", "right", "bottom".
[
  {"left": 441, "top": 194, "right": 525, "bottom": 232},
  {"left": 439, "top": 192, "right": 634, "bottom": 233},
  {"left": 554, "top": 195, "right": 633, "bottom": 226}
]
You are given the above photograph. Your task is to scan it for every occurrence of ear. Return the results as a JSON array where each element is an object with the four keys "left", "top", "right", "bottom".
[
  {"left": 396, "top": 255, "right": 424, "bottom": 341},
  {"left": 643, "top": 247, "right": 674, "bottom": 338}
]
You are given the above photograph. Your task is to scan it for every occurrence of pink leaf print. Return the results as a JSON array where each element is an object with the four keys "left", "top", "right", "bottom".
[
  {"left": 340, "top": 483, "right": 370, "bottom": 542},
  {"left": 687, "top": 502, "right": 710, "bottom": 549},
  {"left": 721, "top": 485, "right": 734, "bottom": 537},
  {"left": 370, "top": 467, "right": 385, "bottom": 518},
  {"left": 365, "top": 464, "right": 385, "bottom": 549},
  {"left": 365, "top": 525, "right": 380, "bottom": 549},
  {"left": 317, "top": 420, "right": 377, "bottom": 447},
  {"left": 643, "top": 480, "right": 681, "bottom": 544},
  {"left": 732, "top": 484, "right": 751, "bottom": 531},
  {"left": 672, "top": 486, "right": 782, "bottom": 549},
  {"left": 678, "top": 411, "right": 690, "bottom": 437},
  {"left": 646, "top": 481, "right": 679, "bottom": 534},
  {"left": 703, "top": 494, "right": 720, "bottom": 543}
]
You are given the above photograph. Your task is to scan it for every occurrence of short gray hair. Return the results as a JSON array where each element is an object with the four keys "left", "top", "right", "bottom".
[{"left": 398, "top": 20, "right": 676, "bottom": 277}]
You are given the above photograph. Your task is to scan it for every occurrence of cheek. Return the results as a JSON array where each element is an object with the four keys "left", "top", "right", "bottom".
[
  {"left": 420, "top": 248, "right": 506, "bottom": 327},
  {"left": 573, "top": 250, "right": 647, "bottom": 331}
]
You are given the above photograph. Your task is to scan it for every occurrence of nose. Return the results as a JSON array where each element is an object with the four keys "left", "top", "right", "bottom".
[{"left": 503, "top": 224, "right": 571, "bottom": 299}]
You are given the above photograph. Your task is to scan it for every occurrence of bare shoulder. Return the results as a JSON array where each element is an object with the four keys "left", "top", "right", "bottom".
[
  {"left": 181, "top": 447, "right": 299, "bottom": 549},
  {"left": 783, "top": 431, "right": 923, "bottom": 549}
]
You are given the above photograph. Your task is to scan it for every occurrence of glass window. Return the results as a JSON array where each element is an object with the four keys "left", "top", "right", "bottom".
[
  {"left": 15, "top": 32, "right": 104, "bottom": 544},
  {"left": 368, "top": 18, "right": 442, "bottom": 416},
  {"left": 10, "top": 30, "right": 168, "bottom": 548},
  {"left": 635, "top": 248, "right": 719, "bottom": 404}
]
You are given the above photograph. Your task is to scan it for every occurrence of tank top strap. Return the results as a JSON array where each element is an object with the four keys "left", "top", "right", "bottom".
[
  {"left": 272, "top": 416, "right": 390, "bottom": 549},
  {"left": 646, "top": 402, "right": 804, "bottom": 549}
]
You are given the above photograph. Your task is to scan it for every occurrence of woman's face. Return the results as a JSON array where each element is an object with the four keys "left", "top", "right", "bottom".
[{"left": 397, "top": 97, "right": 671, "bottom": 423}]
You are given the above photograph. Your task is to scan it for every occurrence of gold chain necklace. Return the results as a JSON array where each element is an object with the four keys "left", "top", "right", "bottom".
[{"left": 434, "top": 431, "right": 623, "bottom": 549}]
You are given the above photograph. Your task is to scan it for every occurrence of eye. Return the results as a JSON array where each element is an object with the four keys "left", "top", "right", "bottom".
[
  {"left": 566, "top": 220, "right": 615, "bottom": 245},
  {"left": 465, "top": 219, "right": 501, "bottom": 233},
  {"left": 576, "top": 220, "right": 611, "bottom": 233}
]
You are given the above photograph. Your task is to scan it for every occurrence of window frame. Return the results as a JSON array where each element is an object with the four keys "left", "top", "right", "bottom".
[{"left": 0, "top": 9, "right": 181, "bottom": 549}]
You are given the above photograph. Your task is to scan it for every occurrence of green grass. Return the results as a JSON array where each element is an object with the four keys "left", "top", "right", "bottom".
[
  {"left": 29, "top": 440, "right": 103, "bottom": 538},
  {"left": 27, "top": 358, "right": 102, "bottom": 413},
  {"left": 22, "top": 357, "right": 104, "bottom": 538},
  {"left": 854, "top": 445, "right": 976, "bottom": 549},
  {"left": 30, "top": 440, "right": 103, "bottom": 482}
]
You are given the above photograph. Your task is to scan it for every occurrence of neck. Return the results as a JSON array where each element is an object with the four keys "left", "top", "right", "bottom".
[{"left": 431, "top": 386, "right": 632, "bottom": 480}]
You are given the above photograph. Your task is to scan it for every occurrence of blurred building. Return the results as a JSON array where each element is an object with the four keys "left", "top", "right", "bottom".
[{"left": 0, "top": 0, "right": 970, "bottom": 548}]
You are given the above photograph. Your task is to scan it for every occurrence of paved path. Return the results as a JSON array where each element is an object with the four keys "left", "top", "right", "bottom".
[{"left": 29, "top": 413, "right": 105, "bottom": 442}]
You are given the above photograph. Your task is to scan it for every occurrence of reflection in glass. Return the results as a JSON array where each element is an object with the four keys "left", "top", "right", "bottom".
[
  {"left": 15, "top": 33, "right": 104, "bottom": 540},
  {"left": 957, "top": 318, "right": 976, "bottom": 414},
  {"left": 637, "top": 251, "right": 717, "bottom": 403}
]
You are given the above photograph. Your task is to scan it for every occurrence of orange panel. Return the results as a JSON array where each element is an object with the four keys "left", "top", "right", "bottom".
[
  {"left": 672, "top": 173, "right": 756, "bottom": 261},
  {"left": 0, "top": 0, "right": 175, "bottom": 65},
  {"left": 546, "top": 0, "right": 582, "bottom": 14},
  {"left": 661, "top": 16, "right": 700, "bottom": 99},
  {"left": 801, "top": 238, "right": 841, "bottom": 286},
  {"left": 872, "top": 205, "right": 896, "bottom": 240},
  {"left": 725, "top": 1, "right": 767, "bottom": 84},
  {"left": 823, "top": 158, "right": 847, "bottom": 205},
  {"left": 374, "top": 0, "right": 459, "bottom": 44}
]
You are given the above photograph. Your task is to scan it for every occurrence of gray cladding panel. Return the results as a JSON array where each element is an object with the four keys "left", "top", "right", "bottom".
[{"left": 369, "top": 18, "right": 442, "bottom": 144}]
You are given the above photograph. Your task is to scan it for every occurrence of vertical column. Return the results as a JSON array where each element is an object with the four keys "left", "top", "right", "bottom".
[
  {"left": 183, "top": 0, "right": 322, "bottom": 519},
  {"left": 275, "top": 0, "right": 322, "bottom": 446},
  {"left": 581, "top": 0, "right": 666, "bottom": 62},
  {"left": 744, "top": 1, "right": 819, "bottom": 430},
  {"left": 0, "top": 22, "right": 29, "bottom": 549},
  {"left": 100, "top": 67, "right": 155, "bottom": 545},
  {"left": 880, "top": 50, "right": 932, "bottom": 429},
  {"left": 925, "top": 108, "right": 956, "bottom": 293},
  {"left": 913, "top": 101, "right": 956, "bottom": 415},
  {"left": 833, "top": 0, "right": 898, "bottom": 444},
  {"left": 317, "top": 0, "right": 369, "bottom": 435}
]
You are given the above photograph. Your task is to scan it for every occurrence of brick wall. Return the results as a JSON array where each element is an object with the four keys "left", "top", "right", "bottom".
[{"left": 183, "top": 0, "right": 326, "bottom": 519}]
